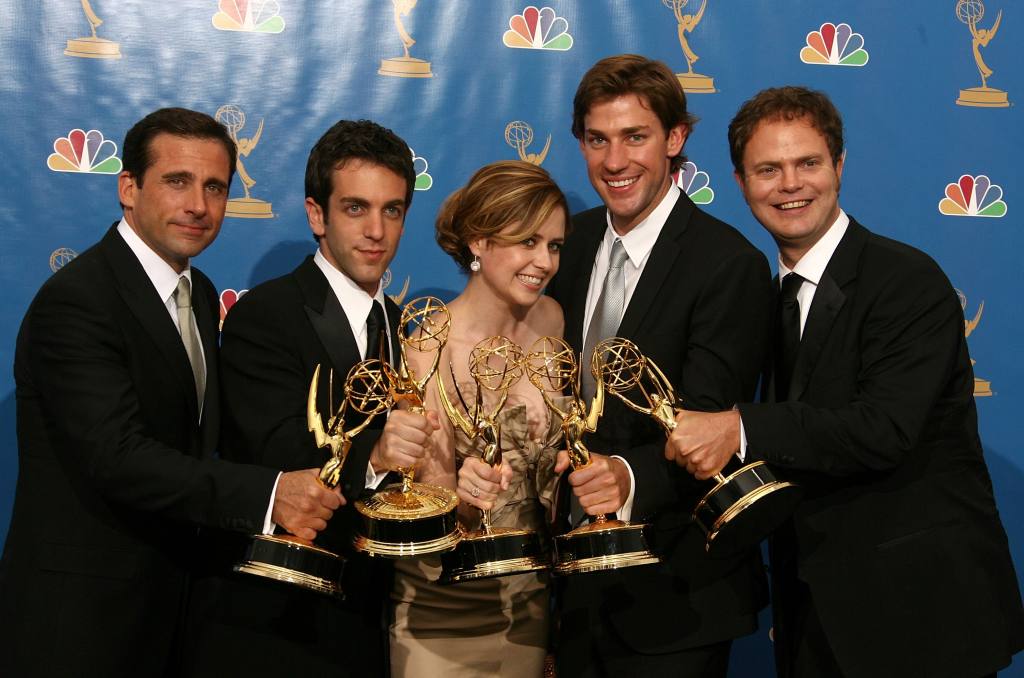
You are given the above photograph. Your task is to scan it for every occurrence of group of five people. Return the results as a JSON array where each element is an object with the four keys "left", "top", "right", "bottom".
[{"left": 2, "top": 54, "right": 1022, "bottom": 678}]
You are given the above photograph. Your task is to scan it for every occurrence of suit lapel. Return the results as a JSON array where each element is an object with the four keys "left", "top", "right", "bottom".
[
  {"left": 787, "top": 220, "right": 866, "bottom": 401},
  {"left": 192, "top": 272, "right": 220, "bottom": 453},
  {"left": 616, "top": 194, "right": 693, "bottom": 341},
  {"left": 294, "top": 256, "right": 361, "bottom": 378},
  {"left": 562, "top": 216, "right": 604, "bottom": 354},
  {"left": 100, "top": 225, "right": 201, "bottom": 422}
]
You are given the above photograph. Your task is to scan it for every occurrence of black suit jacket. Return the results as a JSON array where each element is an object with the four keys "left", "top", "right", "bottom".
[
  {"left": 0, "top": 224, "right": 276, "bottom": 677},
  {"left": 184, "top": 255, "right": 397, "bottom": 677},
  {"left": 740, "top": 219, "right": 1024, "bottom": 678},
  {"left": 546, "top": 194, "right": 773, "bottom": 660}
]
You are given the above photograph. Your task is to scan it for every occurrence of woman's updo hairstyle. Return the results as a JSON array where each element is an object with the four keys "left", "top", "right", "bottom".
[{"left": 435, "top": 160, "right": 570, "bottom": 272}]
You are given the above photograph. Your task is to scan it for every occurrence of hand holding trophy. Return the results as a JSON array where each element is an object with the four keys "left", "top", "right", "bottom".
[
  {"left": 435, "top": 336, "right": 550, "bottom": 583},
  {"left": 353, "top": 297, "right": 462, "bottom": 557},
  {"left": 524, "top": 336, "right": 659, "bottom": 575},
  {"left": 593, "top": 337, "right": 802, "bottom": 555},
  {"left": 234, "top": 359, "right": 392, "bottom": 595}
]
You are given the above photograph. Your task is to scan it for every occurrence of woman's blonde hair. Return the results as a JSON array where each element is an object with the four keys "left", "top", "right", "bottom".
[{"left": 436, "top": 160, "right": 570, "bottom": 272}]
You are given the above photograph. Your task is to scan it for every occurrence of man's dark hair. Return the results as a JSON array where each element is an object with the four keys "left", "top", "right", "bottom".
[
  {"left": 305, "top": 120, "right": 415, "bottom": 213},
  {"left": 571, "top": 54, "right": 697, "bottom": 172},
  {"left": 121, "top": 107, "right": 237, "bottom": 186},
  {"left": 728, "top": 86, "right": 845, "bottom": 175}
]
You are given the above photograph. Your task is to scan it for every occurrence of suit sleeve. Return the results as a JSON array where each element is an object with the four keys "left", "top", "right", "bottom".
[
  {"left": 740, "top": 257, "right": 964, "bottom": 476},
  {"left": 219, "top": 291, "right": 379, "bottom": 501},
  {"left": 629, "top": 247, "right": 772, "bottom": 518},
  {"left": 24, "top": 276, "right": 276, "bottom": 532}
]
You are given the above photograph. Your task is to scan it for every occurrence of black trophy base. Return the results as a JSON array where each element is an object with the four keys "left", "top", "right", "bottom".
[
  {"left": 694, "top": 461, "right": 803, "bottom": 556},
  {"left": 233, "top": 534, "right": 344, "bottom": 596},
  {"left": 438, "top": 526, "right": 550, "bottom": 584},
  {"left": 353, "top": 483, "right": 462, "bottom": 558},
  {"left": 553, "top": 518, "right": 660, "bottom": 575}
]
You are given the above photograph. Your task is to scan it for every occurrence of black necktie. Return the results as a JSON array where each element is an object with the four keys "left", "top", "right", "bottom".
[
  {"left": 774, "top": 272, "right": 804, "bottom": 401},
  {"left": 365, "top": 301, "right": 388, "bottom": 363}
]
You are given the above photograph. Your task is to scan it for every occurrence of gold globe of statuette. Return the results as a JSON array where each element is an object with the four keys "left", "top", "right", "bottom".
[{"left": 470, "top": 336, "right": 525, "bottom": 391}]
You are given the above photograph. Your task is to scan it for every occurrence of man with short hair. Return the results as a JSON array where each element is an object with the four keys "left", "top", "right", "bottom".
[
  {"left": 0, "top": 107, "right": 341, "bottom": 677},
  {"left": 668, "top": 85, "right": 1024, "bottom": 677},
  {"left": 184, "top": 119, "right": 435, "bottom": 676},
  {"left": 546, "top": 54, "right": 772, "bottom": 677}
]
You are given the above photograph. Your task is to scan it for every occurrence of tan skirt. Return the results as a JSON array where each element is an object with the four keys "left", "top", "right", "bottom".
[{"left": 390, "top": 554, "right": 549, "bottom": 677}]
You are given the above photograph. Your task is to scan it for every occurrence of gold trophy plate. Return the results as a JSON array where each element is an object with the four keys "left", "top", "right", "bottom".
[
  {"left": 234, "top": 534, "right": 343, "bottom": 595},
  {"left": 553, "top": 519, "right": 660, "bottom": 575},
  {"left": 439, "top": 526, "right": 549, "bottom": 584}
]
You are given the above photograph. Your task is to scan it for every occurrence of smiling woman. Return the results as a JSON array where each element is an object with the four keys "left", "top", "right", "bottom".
[{"left": 389, "top": 160, "right": 570, "bottom": 678}]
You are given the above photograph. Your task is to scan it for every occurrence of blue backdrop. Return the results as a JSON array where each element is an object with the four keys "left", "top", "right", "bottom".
[{"left": 3, "top": 2, "right": 1021, "bottom": 674}]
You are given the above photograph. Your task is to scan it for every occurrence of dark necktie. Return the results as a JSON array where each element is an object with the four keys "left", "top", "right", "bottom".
[
  {"left": 365, "top": 300, "right": 388, "bottom": 363},
  {"left": 774, "top": 272, "right": 804, "bottom": 401}
]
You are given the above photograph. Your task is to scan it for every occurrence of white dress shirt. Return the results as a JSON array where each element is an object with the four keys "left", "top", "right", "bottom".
[
  {"left": 579, "top": 184, "right": 682, "bottom": 521},
  {"left": 738, "top": 209, "right": 849, "bottom": 457}
]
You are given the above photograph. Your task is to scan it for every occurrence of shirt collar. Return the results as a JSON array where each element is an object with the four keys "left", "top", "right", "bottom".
[
  {"left": 603, "top": 184, "right": 680, "bottom": 266},
  {"left": 313, "top": 249, "right": 386, "bottom": 321},
  {"left": 117, "top": 217, "right": 190, "bottom": 304},
  {"left": 778, "top": 209, "right": 849, "bottom": 286}
]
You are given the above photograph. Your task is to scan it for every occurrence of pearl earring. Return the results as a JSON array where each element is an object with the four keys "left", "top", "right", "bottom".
[{"left": 469, "top": 256, "right": 481, "bottom": 272}]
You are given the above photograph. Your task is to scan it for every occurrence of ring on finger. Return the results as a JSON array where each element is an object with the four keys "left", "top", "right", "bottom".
[{"left": 470, "top": 486, "right": 480, "bottom": 498}]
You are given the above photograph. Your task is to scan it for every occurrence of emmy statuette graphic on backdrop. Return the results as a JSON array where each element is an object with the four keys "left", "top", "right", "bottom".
[
  {"left": 436, "top": 336, "right": 550, "bottom": 584},
  {"left": 664, "top": 0, "right": 715, "bottom": 93},
  {"left": 505, "top": 121, "right": 551, "bottom": 166},
  {"left": 959, "top": 290, "right": 994, "bottom": 396},
  {"left": 379, "top": 0, "right": 432, "bottom": 78},
  {"left": 525, "top": 337, "right": 659, "bottom": 575},
  {"left": 235, "top": 360, "right": 393, "bottom": 595},
  {"left": 594, "top": 338, "right": 802, "bottom": 555},
  {"left": 955, "top": 0, "right": 1011, "bottom": 107},
  {"left": 215, "top": 105, "right": 275, "bottom": 218},
  {"left": 65, "top": 0, "right": 121, "bottom": 59},
  {"left": 354, "top": 297, "right": 461, "bottom": 557}
]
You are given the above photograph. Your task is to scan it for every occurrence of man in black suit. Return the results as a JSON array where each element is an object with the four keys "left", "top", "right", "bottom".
[
  {"left": 184, "top": 120, "right": 436, "bottom": 677},
  {"left": 545, "top": 54, "right": 772, "bottom": 677},
  {"left": 668, "top": 86, "right": 1024, "bottom": 677},
  {"left": 0, "top": 107, "right": 343, "bottom": 677}
]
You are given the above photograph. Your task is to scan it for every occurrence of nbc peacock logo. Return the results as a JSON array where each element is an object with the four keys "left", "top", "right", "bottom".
[
  {"left": 938, "top": 174, "right": 1007, "bottom": 217},
  {"left": 213, "top": 0, "right": 285, "bottom": 33},
  {"left": 219, "top": 288, "right": 248, "bottom": 330},
  {"left": 47, "top": 128, "right": 122, "bottom": 174},
  {"left": 672, "top": 161, "right": 714, "bottom": 205},
  {"left": 503, "top": 6, "right": 573, "bottom": 51},
  {"left": 412, "top": 149, "right": 432, "bottom": 191},
  {"left": 800, "top": 22, "right": 869, "bottom": 66}
]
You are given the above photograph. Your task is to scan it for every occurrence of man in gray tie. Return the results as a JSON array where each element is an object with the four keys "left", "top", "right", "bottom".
[
  {"left": 0, "top": 107, "right": 342, "bottom": 677},
  {"left": 545, "top": 54, "right": 773, "bottom": 677}
]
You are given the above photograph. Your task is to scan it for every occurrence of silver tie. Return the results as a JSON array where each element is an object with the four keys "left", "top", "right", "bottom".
[
  {"left": 174, "top": 276, "right": 206, "bottom": 412},
  {"left": 581, "top": 239, "right": 628, "bottom": 402}
]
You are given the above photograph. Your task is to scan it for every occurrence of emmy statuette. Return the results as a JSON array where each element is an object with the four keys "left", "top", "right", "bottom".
[
  {"left": 525, "top": 337, "right": 659, "bottom": 575},
  {"left": 594, "top": 338, "right": 802, "bottom": 555},
  {"left": 234, "top": 360, "right": 392, "bottom": 595},
  {"left": 354, "top": 297, "right": 461, "bottom": 557},
  {"left": 436, "top": 336, "right": 550, "bottom": 584}
]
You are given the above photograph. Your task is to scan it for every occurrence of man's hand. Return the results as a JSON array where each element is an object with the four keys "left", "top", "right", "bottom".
[
  {"left": 665, "top": 409, "right": 740, "bottom": 480},
  {"left": 369, "top": 409, "right": 441, "bottom": 473},
  {"left": 456, "top": 456, "right": 512, "bottom": 511},
  {"left": 272, "top": 468, "right": 344, "bottom": 541},
  {"left": 566, "top": 453, "right": 631, "bottom": 516}
]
